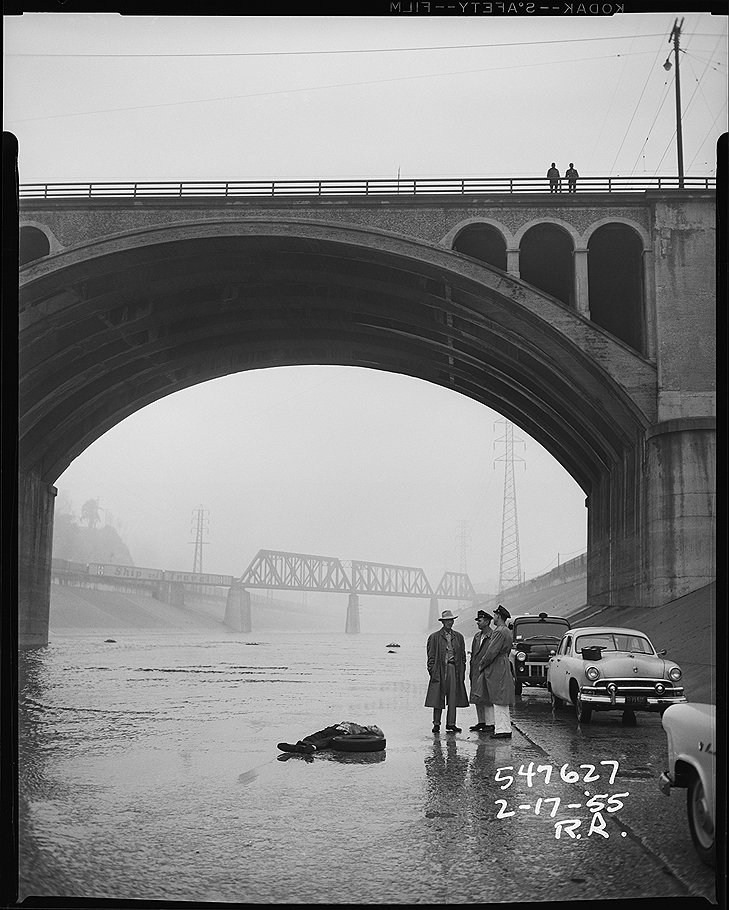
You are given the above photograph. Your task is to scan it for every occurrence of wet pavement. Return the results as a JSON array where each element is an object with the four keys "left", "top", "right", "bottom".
[{"left": 17, "top": 633, "right": 718, "bottom": 905}]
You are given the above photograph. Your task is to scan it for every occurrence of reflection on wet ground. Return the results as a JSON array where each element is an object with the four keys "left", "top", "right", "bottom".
[{"left": 17, "top": 634, "right": 717, "bottom": 905}]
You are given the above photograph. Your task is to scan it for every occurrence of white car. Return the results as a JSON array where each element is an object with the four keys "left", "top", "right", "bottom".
[
  {"left": 547, "top": 626, "right": 687, "bottom": 724},
  {"left": 659, "top": 702, "right": 716, "bottom": 868}
]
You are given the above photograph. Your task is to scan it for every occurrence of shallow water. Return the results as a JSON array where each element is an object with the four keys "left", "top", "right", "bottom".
[{"left": 17, "top": 631, "right": 712, "bottom": 904}]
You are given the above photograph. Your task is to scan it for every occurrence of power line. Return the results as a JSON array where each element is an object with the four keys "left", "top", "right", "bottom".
[
  {"left": 4, "top": 34, "right": 677, "bottom": 58},
  {"left": 608, "top": 32, "right": 669, "bottom": 174},
  {"left": 6, "top": 50, "right": 656, "bottom": 124}
]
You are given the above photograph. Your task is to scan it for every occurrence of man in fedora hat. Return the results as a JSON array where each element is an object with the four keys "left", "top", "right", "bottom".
[
  {"left": 424, "top": 609, "right": 469, "bottom": 733},
  {"left": 469, "top": 607, "right": 494, "bottom": 732},
  {"left": 472, "top": 604, "right": 515, "bottom": 738}
]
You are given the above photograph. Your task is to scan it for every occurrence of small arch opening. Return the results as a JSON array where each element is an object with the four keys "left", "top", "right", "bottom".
[
  {"left": 588, "top": 224, "right": 644, "bottom": 354},
  {"left": 20, "top": 226, "right": 51, "bottom": 266},
  {"left": 519, "top": 224, "right": 574, "bottom": 307},
  {"left": 452, "top": 224, "right": 507, "bottom": 271}
]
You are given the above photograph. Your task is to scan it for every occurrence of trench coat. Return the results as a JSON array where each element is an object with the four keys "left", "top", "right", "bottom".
[
  {"left": 472, "top": 624, "right": 515, "bottom": 706},
  {"left": 469, "top": 629, "right": 493, "bottom": 705},
  {"left": 424, "top": 626, "right": 469, "bottom": 709}
]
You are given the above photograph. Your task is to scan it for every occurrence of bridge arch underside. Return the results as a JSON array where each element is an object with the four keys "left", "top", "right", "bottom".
[{"left": 19, "top": 224, "right": 661, "bottom": 643}]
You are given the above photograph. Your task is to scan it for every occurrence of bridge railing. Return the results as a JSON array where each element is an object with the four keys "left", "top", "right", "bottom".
[{"left": 18, "top": 175, "right": 716, "bottom": 200}]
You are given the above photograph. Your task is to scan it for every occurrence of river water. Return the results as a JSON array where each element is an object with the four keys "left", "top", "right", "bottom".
[{"left": 17, "top": 631, "right": 711, "bottom": 905}]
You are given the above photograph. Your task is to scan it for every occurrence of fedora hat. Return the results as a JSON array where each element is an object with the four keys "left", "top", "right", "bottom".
[{"left": 438, "top": 609, "right": 458, "bottom": 621}]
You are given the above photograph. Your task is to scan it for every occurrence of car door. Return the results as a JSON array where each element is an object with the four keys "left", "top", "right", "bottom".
[
  {"left": 551, "top": 634, "right": 571, "bottom": 699},
  {"left": 558, "top": 634, "right": 574, "bottom": 699}
]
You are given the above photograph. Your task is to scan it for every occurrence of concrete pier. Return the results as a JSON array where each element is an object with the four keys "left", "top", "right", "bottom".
[
  {"left": 428, "top": 597, "right": 440, "bottom": 628},
  {"left": 224, "top": 585, "right": 252, "bottom": 632},
  {"left": 345, "top": 593, "right": 360, "bottom": 634}
]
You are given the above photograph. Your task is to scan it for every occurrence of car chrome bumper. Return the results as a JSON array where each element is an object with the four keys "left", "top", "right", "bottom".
[
  {"left": 658, "top": 771, "right": 673, "bottom": 796},
  {"left": 579, "top": 693, "right": 688, "bottom": 710}
]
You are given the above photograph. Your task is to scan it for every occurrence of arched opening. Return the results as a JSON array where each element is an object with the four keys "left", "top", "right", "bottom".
[
  {"left": 588, "top": 224, "right": 645, "bottom": 354},
  {"left": 452, "top": 224, "right": 507, "bottom": 271},
  {"left": 519, "top": 224, "right": 574, "bottom": 308},
  {"left": 20, "top": 226, "right": 50, "bottom": 266}
]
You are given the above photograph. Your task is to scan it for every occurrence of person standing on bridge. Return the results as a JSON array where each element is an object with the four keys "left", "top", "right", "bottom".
[
  {"left": 547, "top": 162, "right": 561, "bottom": 193},
  {"left": 425, "top": 609, "right": 469, "bottom": 734},
  {"left": 473, "top": 604, "right": 514, "bottom": 738},
  {"left": 565, "top": 163, "right": 579, "bottom": 193},
  {"left": 469, "top": 608, "right": 494, "bottom": 732}
]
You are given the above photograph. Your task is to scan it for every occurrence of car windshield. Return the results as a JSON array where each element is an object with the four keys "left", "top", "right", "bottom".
[
  {"left": 514, "top": 620, "right": 570, "bottom": 639},
  {"left": 574, "top": 633, "right": 655, "bottom": 655}
]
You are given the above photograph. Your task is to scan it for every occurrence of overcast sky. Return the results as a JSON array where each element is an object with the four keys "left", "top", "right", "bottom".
[{"left": 5, "top": 11, "right": 726, "bottom": 591}]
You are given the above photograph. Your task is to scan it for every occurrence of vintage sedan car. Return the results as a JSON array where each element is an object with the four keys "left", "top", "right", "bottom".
[
  {"left": 508, "top": 612, "right": 571, "bottom": 696},
  {"left": 659, "top": 703, "right": 716, "bottom": 868},
  {"left": 547, "top": 626, "right": 687, "bottom": 724}
]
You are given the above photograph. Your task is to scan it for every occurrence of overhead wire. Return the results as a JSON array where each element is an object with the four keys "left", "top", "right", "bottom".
[
  {"left": 4, "top": 34, "right": 675, "bottom": 58},
  {"left": 7, "top": 50, "right": 656, "bottom": 124},
  {"left": 608, "top": 26, "right": 670, "bottom": 175}
]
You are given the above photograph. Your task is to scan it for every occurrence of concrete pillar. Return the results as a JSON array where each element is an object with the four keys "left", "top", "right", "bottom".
[
  {"left": 643, "top": 418, "right": 716, "bottom": 605},
  {"left": 642, "top": 247, "right": 657, "bottom": 361},
  {"left": 506, "top": 248, "right": 520, "bottom": 279},
  {"left": 428, "top": 597, "right": 440, "bottom": 628},
  {"left": 224, "top": 585, "right": 252, "bottom": 632},
  {"left": 573, "top": 248, "right": 590, "bottom": 318},
  {"left": 157, "top": 581, "right": 185, "bottom": 606},
  {"left": 345, "top": 593, "right": 360, "bottom": 634},
  {"left": 18, "top": 470, "right": 57, "bottom": 648}
]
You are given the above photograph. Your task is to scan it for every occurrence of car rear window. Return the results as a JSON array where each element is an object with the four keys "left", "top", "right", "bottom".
[{"left": 513, "top": 620, "right": 570, "bottom": 639}]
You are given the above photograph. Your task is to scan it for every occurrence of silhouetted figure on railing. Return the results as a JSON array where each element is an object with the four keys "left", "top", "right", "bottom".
[
  {"left": 565, "top": 163, "right": 579, "bottom": 193},
  {"left": 547, "top": 163, "right": 561, "bottom": 193}
]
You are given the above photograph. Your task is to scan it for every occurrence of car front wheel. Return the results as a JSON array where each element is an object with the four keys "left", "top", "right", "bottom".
[{"left": 687, "top": 773, "right": 715, "bottom": 868}]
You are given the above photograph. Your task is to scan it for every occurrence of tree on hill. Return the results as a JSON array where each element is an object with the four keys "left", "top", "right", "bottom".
[{"left": 53, "top": 499, "right": 135, "bottom": 566}]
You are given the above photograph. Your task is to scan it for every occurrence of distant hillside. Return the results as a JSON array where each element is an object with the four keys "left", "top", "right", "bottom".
[{"left": 52, "top": 515, "right": 134, "bottom": 566}]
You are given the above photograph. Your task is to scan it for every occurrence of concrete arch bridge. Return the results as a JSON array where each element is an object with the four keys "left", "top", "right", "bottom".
[{"left": 17, "top": 177, "right": 716, "bottom": 646}]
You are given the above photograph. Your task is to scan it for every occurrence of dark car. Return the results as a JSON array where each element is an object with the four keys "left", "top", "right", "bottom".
[{"left": 508, "top": 612, "right": 571, "bottom": 697}]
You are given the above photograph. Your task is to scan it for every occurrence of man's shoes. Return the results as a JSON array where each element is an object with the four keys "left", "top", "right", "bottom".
[
  {"left": 277, "top": 741, "right": 316, "bottom": 754},
  {"left": 432, "top": 724, "right": 440, "bottom": 733},
  {"left": 481, "top": 725, "right": 495, "bottom": 733},
  {"left": 445, "top": 725, "right": 462, "bottom": 733},
  {"left": 469, "top": 723, "right": 485, "bottom": 731},
  {"left": 490, "top": 732, "right": 512, "bottom": 739}
]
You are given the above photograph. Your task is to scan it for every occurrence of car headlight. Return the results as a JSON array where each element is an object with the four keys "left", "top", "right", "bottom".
[
  {"left": 668, "top": 667, "right": 682, "bottom": 681},
  {"left": 516, "top": 652, "right": 526, "bottom": 662},
  {"left": 585, "top": 666, "right": 600, "bottom": 681}
]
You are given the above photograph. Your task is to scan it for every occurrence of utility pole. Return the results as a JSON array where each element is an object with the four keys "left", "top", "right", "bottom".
[
  {"left": 664, "top": 17, "right": 685, "bottom": 188},
  {"left": 494, "top": 419, "right": 526, "bottom": 593},
  {"left": 190, "top": 505, "right": 210, "bottom": 576}
]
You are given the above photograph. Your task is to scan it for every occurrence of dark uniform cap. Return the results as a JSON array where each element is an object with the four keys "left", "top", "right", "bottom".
[
  {"left": 494, "top": 604, "right": 511, "bottom": 621},
  {"left": 475, "top": 610, "right": 493, "bottom": 622}
]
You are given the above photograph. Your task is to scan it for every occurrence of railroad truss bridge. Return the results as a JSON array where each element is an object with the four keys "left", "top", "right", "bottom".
[{"left": 229, "top": 548, "right": 478, "bottom": 633}]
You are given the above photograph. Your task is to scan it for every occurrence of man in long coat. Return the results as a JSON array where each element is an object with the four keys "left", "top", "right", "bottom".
[
  {"left": 473, "top": 604, "right": 515, "bottom": 738},
  {"left": 468, "top": 608, "right": 494, "bottom": 732},
  {"left": 424, "top": 609, "right": 469, "bottom": 733}
]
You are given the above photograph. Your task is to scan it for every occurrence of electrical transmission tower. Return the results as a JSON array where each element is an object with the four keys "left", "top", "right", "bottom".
[
  {"left": 494, "top": 420, "right": 526, "bottom": 593},
  {"left": 190, "top": 505, "right": 210, "bottom": 575}
]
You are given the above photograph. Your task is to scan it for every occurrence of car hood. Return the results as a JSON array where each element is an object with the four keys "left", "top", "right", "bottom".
[{"left": 591, "top": 653, "right": 677, "bottom": 679}]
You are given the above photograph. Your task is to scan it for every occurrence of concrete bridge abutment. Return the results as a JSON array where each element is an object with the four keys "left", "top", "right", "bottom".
[
  {"left": 644, "top": 419, "right": 716, "bottom": 605},
  {"left": 18, "top": 471, "right": 56, "bottom": 648}
]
